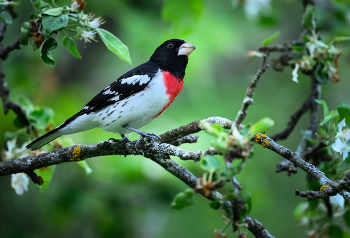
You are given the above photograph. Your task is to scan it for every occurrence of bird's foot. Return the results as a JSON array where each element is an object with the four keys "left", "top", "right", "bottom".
[
  {"left": 108, "top": 134, "right": 131, "bottom": 143},
  {"left": 122, "top": 125, "right": 161, "bottom": 154}
]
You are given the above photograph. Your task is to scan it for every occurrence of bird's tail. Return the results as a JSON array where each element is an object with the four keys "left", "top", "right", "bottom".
[{"left": 26, "top": 127, "right": 63, "bottom": 151}]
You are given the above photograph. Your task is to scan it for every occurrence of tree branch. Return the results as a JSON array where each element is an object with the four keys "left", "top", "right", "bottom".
[
  {"left": 254, "top": 133, "right": 350, "bottom": 204},
  {"left": 0, "top": 7, "right": 29, "bottom": 127},
  {"left": 160, "top": 116, "right": 234, "bottom": 143},
  {"left": 0, "top": 37, "right": 20, "bottom": 60},
  {"left": 0, "top": 61, "right": 30, "bottom": 126}
]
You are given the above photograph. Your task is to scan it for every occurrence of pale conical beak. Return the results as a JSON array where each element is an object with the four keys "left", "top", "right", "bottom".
[{"left": 178, "top": 42, "right": 196, "bottom": 57}]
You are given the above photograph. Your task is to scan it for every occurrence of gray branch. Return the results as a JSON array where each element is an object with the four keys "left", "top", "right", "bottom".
[{"left": 255, "top": 134, "right": 350, "bottom": 204}]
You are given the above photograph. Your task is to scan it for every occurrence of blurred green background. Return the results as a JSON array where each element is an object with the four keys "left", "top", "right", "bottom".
[{"left": 1, "top": 0, "right": 350, "bottom": 237}]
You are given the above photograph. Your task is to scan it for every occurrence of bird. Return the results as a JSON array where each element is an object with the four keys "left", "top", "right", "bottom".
[{"left": 26, "top": 39, "right": 196, "bottom": 151}]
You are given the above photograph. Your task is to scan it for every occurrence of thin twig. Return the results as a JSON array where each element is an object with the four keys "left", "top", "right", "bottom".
[{"left": 230, "top": 51, "right": 269, "bottom": 134}]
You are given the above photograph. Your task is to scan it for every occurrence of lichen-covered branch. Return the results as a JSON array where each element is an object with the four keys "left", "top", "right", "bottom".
[
  {"left": 0, "top": 138, "right": 219, "bottom": 177},
  {"left": 254, "top": 133, "right": 350, "bottom": 204},
  {"left": 243, "top": 216, "right": 275, "bottom": 238},
  {"left": 160, "top": 116, "right": 233, "bottom": 143}
]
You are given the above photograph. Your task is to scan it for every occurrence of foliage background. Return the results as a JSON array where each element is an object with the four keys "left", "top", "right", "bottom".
[{"left": 0, "top": 0, "right": 349, "bottom": 237}]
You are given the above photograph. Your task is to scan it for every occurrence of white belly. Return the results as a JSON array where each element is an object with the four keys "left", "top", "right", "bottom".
[{"left": 95, "top": 70, "right": 169, "bottom": 134}]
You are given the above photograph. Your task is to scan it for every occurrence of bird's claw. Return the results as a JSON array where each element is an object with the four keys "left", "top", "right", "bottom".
[
  {"left": 108, "top": 134, "right": 131, "bottom": 143},
  {"left": 135, "top": 132, "right": 161, "bottom": 155}
]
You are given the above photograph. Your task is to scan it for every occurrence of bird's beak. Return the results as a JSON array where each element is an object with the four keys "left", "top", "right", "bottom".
[{"left": 178, "top": 42, "right": 196, "bottom": 57}]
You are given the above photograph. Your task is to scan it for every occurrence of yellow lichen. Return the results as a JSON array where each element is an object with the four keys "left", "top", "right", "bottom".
[
  {"left": 72, "top": 146, "right": 82, "bottom": 161},
  {"left": 261, "top": 140, "right": 271, "bottom": 148},
  {"left": 320, "top": 184, "right": 329, "bottom": 191},
  {"left": 254, "top": 134, "right": 261, "bottom": 142}
]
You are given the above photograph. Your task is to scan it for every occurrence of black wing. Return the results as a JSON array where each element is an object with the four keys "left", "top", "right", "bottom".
[{"left": 60, "top": 61, "right": 159, "bottom": 126}]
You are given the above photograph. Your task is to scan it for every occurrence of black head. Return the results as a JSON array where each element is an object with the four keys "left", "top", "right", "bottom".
[{"left": 150, "top": 39, "right": 195, "bottom": 78}]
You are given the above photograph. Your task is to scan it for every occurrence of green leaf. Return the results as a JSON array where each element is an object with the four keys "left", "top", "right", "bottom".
[
  {"left": 344, "top": 210, "right": 350, "bottom": 229},
  {"left": 332, "top": 36, "right": 350, "bottom": 43},
  {"left": 262, "top": 30, "right": 280, "bottom": 46},
  {"left": 301, "top": 33, "right": 310, "bottom": 42},
  {"left": 31, "top": 0, "right": 51, "bottom": 13},
  {"left": 321, "top": 110, "right": 339, "bottom": 130},
  {"left": 251, "top": 117, "right": 275, "bottom": 134},
  {"left": 239, "top": 189, "right": 252, "bottom": 217},
  {"left": 77, "top": 161, "right": 92, "bottom": 175},
  {"left": 338, "top": 157, "right": 350, "bottom": 172},
  {"left": 0, "top": 11, "right": 12, "bottom": 24},
  {"left": 20, "top": 22, "right": 31, "bottom": 45},
  {"left": 328, "top": 225, "right": 344, "bottom": 238},
  {"left": 220, "top": 161, "right": 245, "bottom": 179},
  {"left": 95, "top": 28, "right": 132, "bottom": 65},
  {"left": 42, "top": 14, "right": 69, "bottom": 34},
  {"left": 302, "top": 4, "right": 316, "bottom": 32},
  {"left": 200, "top": 155, "right": 222, "bottom": 173},
  {"left": 184, "top": 188, "right": 194, "bottom": 197},
  {"left": 29, "top": 107, "right": 54, "bottom": 130},
  {"left": 171, "top": 191, "right": 193, "bottom": 209},
  {"left": 293, "top": 202, "right": 309, "bottom": 219},
  {"left": 34, "top": 165, "right": 56, "bottom": 192},
  {"left": 42, "top": 7, "right": 63, "bottom": 16},
  {"left": 301, "top": 130, "right": 318, "bottom": 145},
  {"left": 18, "top": 97, "right": 35, "bottom": 115},
  {"left": 224, "top": 191, "right": 238, "bottom": 201},
  {"left": 29, "top": 13, "right": 38, "bottom": 19},
  {"left": 315, "top": 64, "right": 329, "bottom": 84},
  {"left": 209, "top": 200, "right": 223, "bottom": 210},
  {"left": 316, "top": 99, "right": 329, "bottom": 118},
  {"left": 62, "top": 36, "right": 81, "bottom": 59},
  {"left": 13, "top": 116, "right": 26, "bottom": 128},
  {"left": 337, "top": 103, "right": 350, "bottom": 125},
  {"left": 222, "top": 200, "right": 233, "bottom": 219},
  {"left": 40, "top": 38, "right": 58, "bottom": 66}
]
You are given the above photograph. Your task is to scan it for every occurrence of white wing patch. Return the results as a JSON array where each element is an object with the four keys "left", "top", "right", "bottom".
[
  {"left": 103, "top": 88, "right": 117, "bottom": 95},
  {"left": 109, "top": 95, "right": 120, "bottom": 101},
  {"left": 121, "top": 75, "right": 151, "bottom": 85}
]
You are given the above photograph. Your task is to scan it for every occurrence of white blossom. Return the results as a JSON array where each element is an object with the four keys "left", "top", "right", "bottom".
[
  {"left": 292, "top": 63, "right": 300, "bottom": 83},
  {"left": 81, "top": 30, "right": 97, "bottom": 43},
  {"left": 89, "top": 16, "right": 104, "bottom": 28},
  {"left": 330, "top": 194, "right": 345, "bottom": 216},
  {"left": 71, "top": 2, "right": 80, "bottom": 11},
  {"left": 332, "top": 119, "right": 350, "bottom": 160},
  {"left": 11, "top": 173, "right": 29, "bottom": 195}
]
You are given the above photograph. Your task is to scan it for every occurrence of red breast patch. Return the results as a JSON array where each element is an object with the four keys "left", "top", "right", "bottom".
[{"left": 153, "top": 71, "right": 183, "bottom": 118}]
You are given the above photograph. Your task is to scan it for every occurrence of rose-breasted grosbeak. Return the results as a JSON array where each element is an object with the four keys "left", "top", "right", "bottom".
[{"left": 26, "top": 39, "right": 196, "bottom": 150}]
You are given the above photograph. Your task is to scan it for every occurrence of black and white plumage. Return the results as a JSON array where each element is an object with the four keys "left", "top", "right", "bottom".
[{"left": 26, "top": 39, "right": 196, "bottom": 150}]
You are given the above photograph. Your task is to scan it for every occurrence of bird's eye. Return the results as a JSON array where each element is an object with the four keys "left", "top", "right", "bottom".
[{"left": 167, "top": 43, "right": 174, "bottom": 49}]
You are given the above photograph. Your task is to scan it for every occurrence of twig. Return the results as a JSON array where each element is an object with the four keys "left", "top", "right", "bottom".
[
  {"left": 0, "top": 7, "right": 29, "bottom": 127},
  {"left": 160, "top": 116, "right": 234, "bottom": 143},
  {"left": 254, "top": 133, "right": 350, "bottom": 204},
  {"left": 230, "top": 51, "right": 269, "bottom": 133},
  {"left": 258, "top": 43, "right": 291, "bottom": 53},
  {"left": 0, "top": 38, "right": 20, "bottom": 60},
  {"left": 271, "top": 72, "right": 320, "bottom": 141},
  {"left": 294, "top": 189, "right": 338, "bottom": 201},
  {"left": 243, "top": 216, "right": 275, "bottom": 238},
  {"left": 270, "top": 97, "right": 312, "bottom": 141},
  {"left": 0, "top": 61, "right": 30, "bottom": 126}
]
